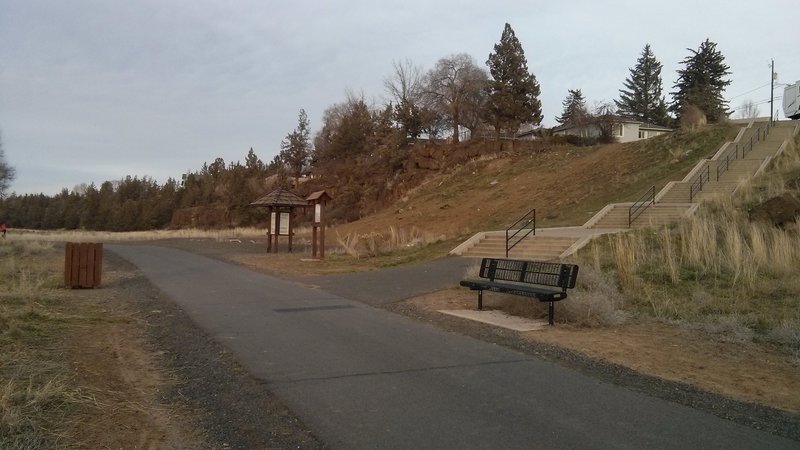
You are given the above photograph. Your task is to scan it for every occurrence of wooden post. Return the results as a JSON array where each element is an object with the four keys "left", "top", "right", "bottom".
[
  {"left": 306, "top": 190, "right": 332, "bottom": 260},
  {"left": 288, "top": 209, "right": 294, "bottom": 253},
  {"left": 320, "top": 221, "right": 325, "bottom": 259},
  {"left": 274, "top": 209, "right": 281, "bottom": 252},
  {"left": 312, "top": 223, "right": 318, "bottom": 257},
  {"left": 267, "top": 207, "right": 273, "bottom": 253}
]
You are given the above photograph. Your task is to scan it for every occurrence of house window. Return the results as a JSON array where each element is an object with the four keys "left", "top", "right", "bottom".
[
  {"left": 639, "top": 130, "right": 646, "bottom": 139},
  {"left": 614, "top": 124, "right": 623, "bottom": 137}
]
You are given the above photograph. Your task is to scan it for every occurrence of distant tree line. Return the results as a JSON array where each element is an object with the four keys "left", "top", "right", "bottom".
[{"left": 0, "top": 148, "right": 272, "bottom": 230}]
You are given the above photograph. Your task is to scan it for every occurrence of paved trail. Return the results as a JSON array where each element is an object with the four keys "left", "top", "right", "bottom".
[{"left": 110, "top": 245, "right": 796, "bottom": 449}]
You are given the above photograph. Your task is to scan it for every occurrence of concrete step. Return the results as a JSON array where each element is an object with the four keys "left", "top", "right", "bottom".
[
  {"left": 590, "top": 204, "right": 691, "bottom": 229},
  {"left": 659, "top": 185, "right": 691, "bottom": 203},
  {"left": 462, "top": 234, "right": 578, "bottom": 259}
]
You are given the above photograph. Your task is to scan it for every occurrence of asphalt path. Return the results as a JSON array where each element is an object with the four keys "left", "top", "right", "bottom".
[
  {"left": 288, "top": 256, "right": 476, "bottom": 305},
  {"left": 110, "top": 245, "right": 796, "bottom": 449}
]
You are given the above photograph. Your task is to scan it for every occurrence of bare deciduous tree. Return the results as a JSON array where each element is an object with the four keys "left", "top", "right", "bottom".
[
  {"left": 384, "top": 60, "right": 424, "bottom": 106},
  {"left": 590, "top": 102, "right": 620, "bottom": 143},
  {"left": 736, "top": 99, "right": 760, "bottom": 119},
  {"left": 423, "top": 54, "right": 488, "bottom": 143},
  {"left": 383, "top": 60, "right": 428, "bottom": 140}
]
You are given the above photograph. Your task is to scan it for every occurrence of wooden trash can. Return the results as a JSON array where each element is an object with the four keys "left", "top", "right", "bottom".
[{"left": 64, "top": 242, "right": 103, "bottom": 288}]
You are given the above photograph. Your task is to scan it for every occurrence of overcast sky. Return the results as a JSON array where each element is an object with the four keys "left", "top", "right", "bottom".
[{"left": 1, "top": 0, "right": 798, "bottom": 195}]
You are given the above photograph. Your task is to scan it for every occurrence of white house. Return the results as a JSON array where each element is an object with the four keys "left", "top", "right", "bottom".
[{"left": 552, "top": 119, "right": 672, "bottom": 143}]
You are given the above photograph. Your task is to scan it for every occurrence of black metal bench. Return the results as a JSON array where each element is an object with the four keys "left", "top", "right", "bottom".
[{"left": 459, "top": 258, "right": 579, "bottom": 325}]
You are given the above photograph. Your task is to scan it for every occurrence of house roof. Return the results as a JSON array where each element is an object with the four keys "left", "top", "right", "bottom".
[
  {"left": 638, "top": 122, "right": 673, "bottom": 131},
  {"left": 551, "top": 119, "right": 672, "bottom": 133},
  {"left": 250, "top": 187, "right": 309, "bottom": 207}
]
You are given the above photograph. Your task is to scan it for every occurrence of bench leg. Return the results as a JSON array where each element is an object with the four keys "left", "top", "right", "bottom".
[
  {"left": 548, "top": 302, "right": 554, "bottom": 326},
  {"left": 477, "top": 290, "right": 483, "bottom": 310}
]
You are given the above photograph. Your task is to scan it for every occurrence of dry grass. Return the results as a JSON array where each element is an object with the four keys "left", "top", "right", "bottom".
[
  {"left": 0, "top": 240, "right": 90, "bottom": 447},
  {"left": 560, "top": 266, "right": 627, "bottom": 327},
  {"left": 570, "top": 137, "right": 800, "bottom": 353},
  {"left": 580, "top": 204, "right": 800, "bottom": 353},
  {"left": 6, "top": 227, "right": 274, "bottom": 243},
  {"left": 335, "top": 226, "right": 441, "bottom": 258}
]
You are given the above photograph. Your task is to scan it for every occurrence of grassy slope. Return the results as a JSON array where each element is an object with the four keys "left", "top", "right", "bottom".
[{"left": 336, "top": 124, "right": 739, "bottom": 240}]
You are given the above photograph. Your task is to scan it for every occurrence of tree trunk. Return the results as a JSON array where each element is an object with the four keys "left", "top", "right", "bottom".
[{"left": 452, "top": 106, "right": 460, "bottom": 144}]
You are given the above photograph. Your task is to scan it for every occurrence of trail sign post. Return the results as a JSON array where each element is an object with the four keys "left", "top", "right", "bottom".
[{"left": 306, "top": 190, "right": 332, "bottom": 259}]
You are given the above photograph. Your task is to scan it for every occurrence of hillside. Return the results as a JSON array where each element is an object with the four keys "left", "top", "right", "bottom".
[{"left": 335, "top": 124, "right": 738, "bottom": 240}]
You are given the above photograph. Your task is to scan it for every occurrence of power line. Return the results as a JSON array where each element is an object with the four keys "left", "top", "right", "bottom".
[
  {"left": 728, "top": 82, "right": 771, "bottom": 100},
  {"left": 730, "top": 96, "right": 783, "bottom": 112}
]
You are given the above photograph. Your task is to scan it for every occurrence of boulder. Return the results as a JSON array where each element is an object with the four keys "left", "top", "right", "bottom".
[{"left": 749, "top": 192, "right": 800, "bottom": 228}]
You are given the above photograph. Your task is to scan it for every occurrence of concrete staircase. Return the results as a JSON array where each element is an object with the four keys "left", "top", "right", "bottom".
[
  {"left": 588, "top": 203, "right": 693, "bottom": 229},
  {"left": 657, "top": 120, "right": 798, "bottom": 203},
  {"left": 451, "top": 119, "right": 799, "bottom": 260},
  {"left": 457, "top": 233, "right": 578, "bottom": 260}
]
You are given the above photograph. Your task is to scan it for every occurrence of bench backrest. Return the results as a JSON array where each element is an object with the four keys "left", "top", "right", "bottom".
[{"left": 479, "top": 258, "right": 579, "bottom": 291}]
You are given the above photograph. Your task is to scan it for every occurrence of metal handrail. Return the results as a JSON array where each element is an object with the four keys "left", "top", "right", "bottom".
[
  {"left": 505, "top": 208, "right": 535, "bottom": 257},
  {"left": 741, "top": 135, "right": 755, "bottom": 158},
  {"left": 742, "top": 124, "right": 770, "bottom": 159},
  {"left": 628, "top": 186, "right": 655, "bottom": 227},
  {"left": 689, "top": 165, "right": 710, "bottom": 202},
  {"left": 716, "top": 144, "right": 738, "bottom": 181}
]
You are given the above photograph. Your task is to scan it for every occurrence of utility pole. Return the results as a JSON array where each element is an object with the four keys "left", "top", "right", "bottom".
[{"left": 770, "top": 59, "right": 775, "bottom": 123}]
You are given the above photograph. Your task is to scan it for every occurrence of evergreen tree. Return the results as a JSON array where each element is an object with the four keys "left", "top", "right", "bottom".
[
  {"left": 245, "top": 147, "right": 265, "bottom": 174},
  {"left": 556, "top": 89, "right": 588, "bottom": 125},
  {"left": 0, "top": 131, "right": 16, "bottom": 198},
  {"left": 670, "top": 39, "right": 732, "bottom": 123},
  {"left": 279, "top": 109, "right": 312, "bottom": 180},
  {"left": 615, "top": 44, "right": 669, "bottom": 126},
  {"left": 485, "top": 23, "right": 542, "bottom": 137}
]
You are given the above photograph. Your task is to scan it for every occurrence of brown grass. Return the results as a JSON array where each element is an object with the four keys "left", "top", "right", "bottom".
[
  {"left": 575, "top": 140, "right": 800, "bottom": 355},
  {"left": 334, "top": 226, "right": 441, "bottom": 258},
  {"left": 7, "top": 227, "right": 272, "bottom": 243},
  {"left": 0, "top": 240, "right": 88, "bottom": 448}
]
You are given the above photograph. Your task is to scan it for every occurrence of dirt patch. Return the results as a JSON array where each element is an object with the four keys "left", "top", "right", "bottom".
[
  {"left": 52, "top": 262, "right": 203, "bottom": 447},
  {"left": 101, "top": 251, "right": 324, "bottom": 449},
  {"left": 402, "top": 288, "right": 800, "bottom": 414},
  {"left": 65, "top": 299, "right": 201, "bottom": 447}
]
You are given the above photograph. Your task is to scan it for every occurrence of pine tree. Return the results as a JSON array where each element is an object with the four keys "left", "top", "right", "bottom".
[
  {"left": 279, "top": 109, "right": 312, "bottom": 181},
  {"left": 670, "top": 39, "right": 732, "bottom": 123},
  {"left": 615, "top": 44, "right": 669, "bottom": 126},
  {"left": 485, "top": 23, "right": 542, "bottom": 137},
  {"left": 0, "top": 131, "right": 16, "bottom": 198},
  {"left": 556, "top": 89, "right": 588, "bottom": 125}
]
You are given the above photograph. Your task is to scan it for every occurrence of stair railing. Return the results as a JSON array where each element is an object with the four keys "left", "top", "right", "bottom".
[
  {"left": 716, "top": 144, "right": 738, "bottom": 181},
  {"left": 741, "top": 135, "right": 755, "bottom": 158},
  {"left": 689, "top": 164, "right": 710, "bottom": 202},
  {"left": 742, "top": 124, "right": 770, "bottom": 159},
  {"left": 628, "top": 186, "right": 655, "bottom": 227},
  {"left": 505, "top": 208, "right": 535, "bottom": 257}
]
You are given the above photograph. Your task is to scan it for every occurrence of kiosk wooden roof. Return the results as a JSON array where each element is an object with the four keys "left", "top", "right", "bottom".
[{"left": 250, "top": 187, "right": 309, "bottom": 208}]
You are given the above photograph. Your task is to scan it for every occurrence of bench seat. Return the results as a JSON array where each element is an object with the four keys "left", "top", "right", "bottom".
[{"left": 460, "top": 258, "right": 579, "bottom": 325}]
